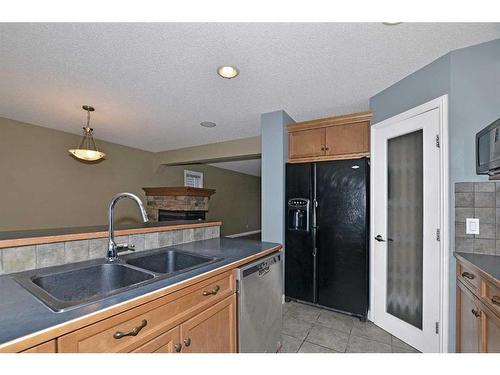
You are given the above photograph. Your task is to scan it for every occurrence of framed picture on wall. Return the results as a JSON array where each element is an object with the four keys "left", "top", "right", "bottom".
[{"left": 184, "top": 170, "right": 203, "bottom": 188}]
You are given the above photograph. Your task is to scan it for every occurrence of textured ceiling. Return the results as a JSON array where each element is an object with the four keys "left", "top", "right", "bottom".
[{"left": 1, "top": 23, "right": 499, "bottom": 152}]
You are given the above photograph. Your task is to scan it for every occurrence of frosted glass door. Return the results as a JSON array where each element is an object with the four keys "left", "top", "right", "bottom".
[
  {"left": 386, "top": 130, "right": 423, "bottom": 329},
  {"left": 372, "top": 105, "right": 442, "bottom": 353}
]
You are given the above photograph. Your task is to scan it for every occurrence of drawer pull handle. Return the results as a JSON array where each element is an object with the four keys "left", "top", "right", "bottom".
[
  {"left": 202, "top": 285, "right": 220, "bottom": 296},
  {"left": 113, "top": 319, "right": 147, "bottom": 339},
  {"left": 461, "top": 271, "right": 475, "bottom": 280},
  {"left": 472, "top": 309, "right": 481, "bottom": 318},
  {"left": 183, "top": 338, "right": 191, "bottom": 347},
  {"left": 174, "top": 343, "right": 182, "bottom": 352},
  {"left": 492, "top": 296, "right": 500, "bottom": 306}
]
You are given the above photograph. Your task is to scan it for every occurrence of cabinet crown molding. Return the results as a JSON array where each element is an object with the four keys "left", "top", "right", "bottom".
[{"left": 288, "top": 111, "right": 372, "bottom": 132}]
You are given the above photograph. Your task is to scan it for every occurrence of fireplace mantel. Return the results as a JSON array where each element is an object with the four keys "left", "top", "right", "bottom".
[{"left": 142, "top": 187, "right": 216, "bottom": 198}]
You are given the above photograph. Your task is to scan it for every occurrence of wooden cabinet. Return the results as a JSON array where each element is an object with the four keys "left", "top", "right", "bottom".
[
  {"left": 180, "top": 294, "right": 237, "bottom": 353},
  {"left": 57, "top": 271, "right": 237, "bottom": 353},
  {"left": 325, "top": 122, "right": 369, "bottom": 156},
  {"left": 457, "top": 281, "right": 481, "bottom": 352},
  {"left": 482, "top": 305, "right": 500, "bottom": 352},
  {"left": 289, "top": 128, "right": 326, "bottom": 159},
  {"left": 132, "top": 326, "right": 181, "bottom": 353},
  {"left": 288, "top": 111, "right": 371, "bottom": 163},
  {"left": 456, "top": 256, "right": 500, "bottom": 353}
]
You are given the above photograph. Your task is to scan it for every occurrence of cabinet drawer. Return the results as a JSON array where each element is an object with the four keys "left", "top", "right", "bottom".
[
  {"left": 482, "top": 279, "right": 500, "bottom": 317},
  {"left": 21, "top": 340, "right": 57, "bottom": 353},
  {"left": 58, "top": 271, "right": 235, "bottom": 353},
  {"left": 457, "top": 262, "right": 480, "bottom": 292}
]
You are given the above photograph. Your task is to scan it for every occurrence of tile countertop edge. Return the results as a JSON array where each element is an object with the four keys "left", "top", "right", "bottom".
[
  {"left": 0, "top": 240, "right": 282, "bottom": 352},
  {"left": 454, "top": 251, "right": 500, "bottom": 284},
  {"left": 0, "top": 221, "right": 222, "bottom": 249}
]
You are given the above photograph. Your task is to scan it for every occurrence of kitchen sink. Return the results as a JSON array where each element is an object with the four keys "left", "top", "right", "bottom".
[
  {"left": 15, "top": 263, "right": 155, "bottom": 312},
  {"left": 126, "top": 249, "right": 219, "bottom": 274},
  {"left": 14, "top": 249, "right": 223, "bottom": 312}
]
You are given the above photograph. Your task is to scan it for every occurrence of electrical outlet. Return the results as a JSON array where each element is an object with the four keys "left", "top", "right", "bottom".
[{"left": 466, "top": 218, "right": 480, "bottom": 235}]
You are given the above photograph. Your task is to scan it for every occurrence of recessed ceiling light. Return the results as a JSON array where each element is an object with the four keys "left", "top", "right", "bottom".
[
  {"left": 200, "top": 121, "right": 216, "bottom": 128},
  {"left": 382, "top": 22, "right": 402, "bottom": 26},
  {"left": 217, "top": 66, "right": 239, "bottom": 79}
]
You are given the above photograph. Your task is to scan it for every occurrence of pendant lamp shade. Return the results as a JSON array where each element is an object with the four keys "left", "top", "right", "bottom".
[{"left": 68, "top": 105, "right": 106, "bottom": 161}]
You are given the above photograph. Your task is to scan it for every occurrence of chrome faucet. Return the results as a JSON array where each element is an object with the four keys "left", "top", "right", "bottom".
[{"left": 107, "top": 192, "right": 149, "bottom": 261}]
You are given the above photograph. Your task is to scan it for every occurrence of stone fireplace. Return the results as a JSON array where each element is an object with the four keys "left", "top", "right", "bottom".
[{"left": 142, "top": 187, "right": 216, "bottom": 222}]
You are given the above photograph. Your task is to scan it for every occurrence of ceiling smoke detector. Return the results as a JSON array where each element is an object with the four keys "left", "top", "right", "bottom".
[
  {"left": 217, "top": 66, "right": 239, "bottom": 79},
  {"left": 200, "top": 121, "right": 216, "bottom": 128}
]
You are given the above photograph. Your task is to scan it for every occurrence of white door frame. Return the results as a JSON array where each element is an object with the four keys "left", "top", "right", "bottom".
[{"left": 368, "top": 95, "right": 449, "bottom": 353}]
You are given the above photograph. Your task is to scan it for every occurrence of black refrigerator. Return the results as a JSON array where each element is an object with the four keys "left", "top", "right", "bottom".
[{"left": 285, "top": 158, "right": 369, "bottom": 319}]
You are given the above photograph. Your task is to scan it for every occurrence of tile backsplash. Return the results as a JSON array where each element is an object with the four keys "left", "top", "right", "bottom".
[
  {"left": 0, "top": 225, "right": 220, "bottom": 275},
  {"left": 455, "top": 182, "right": 500, "bottom": 255}
]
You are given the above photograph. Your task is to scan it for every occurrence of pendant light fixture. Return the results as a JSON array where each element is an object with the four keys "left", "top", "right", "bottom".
[{"left": 68, "top": 105, "right": 106, "bottom": 161}]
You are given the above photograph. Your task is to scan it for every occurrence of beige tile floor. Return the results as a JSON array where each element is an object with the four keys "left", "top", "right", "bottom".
[{"left": 280, "top": 301, "right": 420, "bottom": 353}]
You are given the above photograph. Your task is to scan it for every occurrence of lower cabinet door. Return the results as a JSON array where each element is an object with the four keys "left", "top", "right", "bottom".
[
  {"left": 132, "top": 326, "right": 181, "bottom": 353},
  {"left": 482, "top": 306, "right": 500, "bottom": 353},
  {"left": 180, "top": 294, "right": 237, "bottom": 353},
  {"left": 457, "top": 282, "right": 481, "bottom": 353}
]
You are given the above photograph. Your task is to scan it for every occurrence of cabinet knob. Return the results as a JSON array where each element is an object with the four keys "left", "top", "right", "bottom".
[
  {"left": 471, "top": 309, "right": 481, "bottom": 318},
  {"left": 320, "top": 146, "right": 325, "bottom": 151},
  {"left": 183, "top": 338, "right": 191, "bottom": 347},
  {"left": 174, "top": 343, "right": 182, "bottom": 352}
]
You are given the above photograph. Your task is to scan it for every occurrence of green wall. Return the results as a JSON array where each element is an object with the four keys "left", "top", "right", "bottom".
[{"left": 0, "top": 117, "right": 261, "bottom": 236}]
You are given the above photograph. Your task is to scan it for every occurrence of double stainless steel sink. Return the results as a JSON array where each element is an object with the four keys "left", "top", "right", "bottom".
[{"left": 14, "top": 248, "right": 222, "bottom": 312}]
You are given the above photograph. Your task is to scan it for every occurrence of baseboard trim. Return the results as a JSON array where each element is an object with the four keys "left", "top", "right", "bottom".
[{"left": 225, "top": 230, "right": 261, "bottom": 238}]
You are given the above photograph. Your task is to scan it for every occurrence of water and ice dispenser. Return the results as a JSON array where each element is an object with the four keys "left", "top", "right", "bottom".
[{"left": 287, "top": 198, "right": 310, "bottom": 232}]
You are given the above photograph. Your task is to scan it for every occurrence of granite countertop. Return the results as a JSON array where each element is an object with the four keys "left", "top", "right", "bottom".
[
  {"left": 454, "top": 252, "right": 500, "bottom": 282},
  {"left": 0, "top": 237, "right": 280, "bottom": 347},
  {"left": 0, "top": 220, "right": 222, "bottom": 248}
]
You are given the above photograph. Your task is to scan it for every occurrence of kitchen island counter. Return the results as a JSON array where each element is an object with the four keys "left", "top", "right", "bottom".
[{"left": 0, "top": 237, "right": 281, "bottom": 352}]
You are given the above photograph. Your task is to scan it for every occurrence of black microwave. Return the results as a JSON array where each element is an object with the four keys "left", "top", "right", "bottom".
[{"left": 476, "top": 117, "right": 500, "bottom": 176}]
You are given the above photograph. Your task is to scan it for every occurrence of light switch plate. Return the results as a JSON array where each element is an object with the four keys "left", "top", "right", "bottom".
[{"left": 466, "top": 218, "right": 480, "bottom": 235}]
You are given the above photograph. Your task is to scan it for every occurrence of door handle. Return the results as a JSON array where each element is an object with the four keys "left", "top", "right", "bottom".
[{"left": 375, "top": 235, "right": 385, "bottom": 242}]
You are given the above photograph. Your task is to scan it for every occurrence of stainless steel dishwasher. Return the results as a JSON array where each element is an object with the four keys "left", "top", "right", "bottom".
[{"left": 236, "top": 252, "right": 283, "bottom": 353}]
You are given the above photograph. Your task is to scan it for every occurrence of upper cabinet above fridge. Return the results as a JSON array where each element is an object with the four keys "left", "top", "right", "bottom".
[{"left": 288, "top": 111, "right": 372, "bottom": 163}]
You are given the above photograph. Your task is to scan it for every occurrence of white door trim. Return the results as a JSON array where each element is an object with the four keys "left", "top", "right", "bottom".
[{"left": 368, "top": 95, "right": 449, "bottom": 353}]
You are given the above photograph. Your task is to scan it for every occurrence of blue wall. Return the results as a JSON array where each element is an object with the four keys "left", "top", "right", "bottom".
[
  {"left": 369, "top": 38, "right": 500, "bottom": 352},
  {"left": 370, "top": 54, "right": 451, "bottom": 124},
  {"left": 261, "top": 110, "right": 295, "bottom": 244}
]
